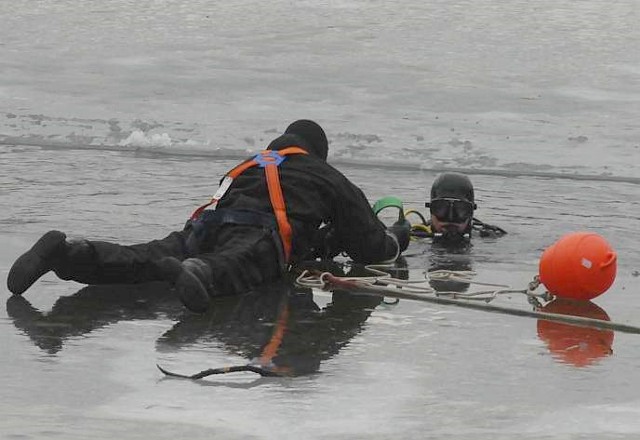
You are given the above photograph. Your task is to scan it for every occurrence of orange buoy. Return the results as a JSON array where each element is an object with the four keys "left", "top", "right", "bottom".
[
  {"left": 539, "top": 232, "right": 617, "bottom": 300},
  {"left": 537, "top": 298, "right": 614, "bottom": 367}
]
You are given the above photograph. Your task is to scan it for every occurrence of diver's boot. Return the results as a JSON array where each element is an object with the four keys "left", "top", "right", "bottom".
[
  {"left": 7, "top": 231, "right": 68, "bottom": 295},
  {"left": 155, "top": 257, "right": 212, "bottom": 314}
]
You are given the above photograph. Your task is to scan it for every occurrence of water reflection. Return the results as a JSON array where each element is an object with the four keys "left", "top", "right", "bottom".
[
  {"left": 158, "top": 285, "right": 382, "bottom": 376},
  {"left": 427, "top": 244, "right": 473, "bottom": 294},
  {"left": 5, "top": 260, "right": 616, "bottom": 374},
  {"left": 426, "top": 245, "right": 614, "bottom": 368},
  {"left": 6, "top": 263, "right": 386, "bottom": 377},
  {"left": 6, "top": 282, "right": 182, "bottom": 355},
  {"left": 537, "top": 298, "right": 614, "bottom": 368}
]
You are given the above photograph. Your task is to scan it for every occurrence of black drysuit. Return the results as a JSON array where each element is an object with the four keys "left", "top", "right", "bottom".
[{"left": 54, "top": 135, "right": 400, "bottom": 296}]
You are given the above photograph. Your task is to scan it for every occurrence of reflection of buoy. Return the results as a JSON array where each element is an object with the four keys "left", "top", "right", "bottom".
[
  {"left": 539, "top": 232, "right": 617, "bottom": 300},
  {"left": 537, "top": 298, "right": 614, "bottom": 367}
]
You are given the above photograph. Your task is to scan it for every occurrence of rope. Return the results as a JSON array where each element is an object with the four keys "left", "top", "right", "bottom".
[
  {"left": 295, "top": 267, "right": 640, "bottom": 335},
  {"left": 157, "top": 363, "right": 283, "bottom": 379},
  {"left": 158, "top": 268, "right": 640, "bottom": 381}
]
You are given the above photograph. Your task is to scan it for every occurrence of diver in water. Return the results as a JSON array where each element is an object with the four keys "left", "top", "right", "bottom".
[
  {"left": 407, "top": 172, "right": 506, "bottom": 244},
  {"left": 7, "top": 120, "right": 411, "bottom": 313}
]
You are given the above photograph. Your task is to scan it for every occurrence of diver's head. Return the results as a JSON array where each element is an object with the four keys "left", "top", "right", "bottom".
[
  {"left": 267, "top": 120, "right": 329, "bottom": 161},
  {"left": 289, "top": 119, "right": 330, "bottom": 160},
  {"left": 426, "top": 172, "right": 476, "bottom": 240}
]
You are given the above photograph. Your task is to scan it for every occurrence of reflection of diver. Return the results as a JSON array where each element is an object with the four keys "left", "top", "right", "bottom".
[
  {"left": 6, "top": 282, "right": 183, "bottom": 355},
  {"left": 427, "top": 245, "right": 474, "bottom": 294},
  {"left": 6, "top": 266, "right": 384, "bottom": 376},
  {"left": 158, "top": 279, "right": 383, "bottom": 377},
  {"left": 537, "top": 298, "right": 614, "bottom": 367}
]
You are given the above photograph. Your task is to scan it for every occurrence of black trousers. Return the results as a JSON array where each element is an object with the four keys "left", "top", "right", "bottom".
[{"left": 54, "top": 223, "right": 282, "bottom": 297}]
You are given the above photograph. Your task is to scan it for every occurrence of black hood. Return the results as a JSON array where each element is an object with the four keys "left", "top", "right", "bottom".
[
  {"left": 430, "top": 172, "right": 475, "bottom": 204},
  {"left": 267, "top": 119, "right": 328, "bottom": 160}
]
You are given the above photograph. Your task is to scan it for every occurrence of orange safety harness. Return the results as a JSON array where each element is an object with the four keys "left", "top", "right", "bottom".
[{"left": 190, "top": 146, "right": 308, "bottom": 263}]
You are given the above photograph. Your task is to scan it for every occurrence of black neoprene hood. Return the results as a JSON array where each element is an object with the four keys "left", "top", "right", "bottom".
[
  {"left": 430, "top": 172, "right": 475, "bottom": 203},
  {"left": 283, "top": 119, "right": 328, "bottom": 160}
]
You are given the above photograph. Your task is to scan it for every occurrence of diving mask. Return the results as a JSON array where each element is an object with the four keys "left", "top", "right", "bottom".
[{"left": 426, "top": 198, "right": 474, "bottom": 224}]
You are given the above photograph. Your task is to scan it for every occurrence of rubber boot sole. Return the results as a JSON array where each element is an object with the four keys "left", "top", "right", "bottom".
[
  {"left": 7, "top": 230, "right": 67, "bottom": 295},
  {"left": 156, "top": 257, "right": 210, "bottom": 313}
]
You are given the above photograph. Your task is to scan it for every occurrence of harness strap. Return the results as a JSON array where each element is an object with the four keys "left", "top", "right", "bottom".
[
  {"left": 191, "top": 146, "right": 308, "bottom": 263},
  {"left": 264, "top": 162, "right": 294, "bottom": 262}
]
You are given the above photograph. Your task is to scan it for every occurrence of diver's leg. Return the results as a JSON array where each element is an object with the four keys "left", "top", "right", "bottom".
[
  {"left": 7, "top": 229, "right": 191, "bottom": 295},
  {"left": 7, "top": 231, "right": 68, "bottom": 295},
  {"left": 154, "top": 257, "right": 213, "bottom": 314},
  {"left": 55, "top": 231, "right": 191, "bottom": 285},
  {"left": 203, "top": 226, "right": 282, "bottom": 296},
  {"left": 158, "top": 225, "right": 282, "bottom": 313}
]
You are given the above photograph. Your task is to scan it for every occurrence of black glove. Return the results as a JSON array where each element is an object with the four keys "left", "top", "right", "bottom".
[
  {"left": 387, "top": 219, "right": 411, "bottom": 253},
  {"left": 310, "top": 223, "right": 341, "bottom": 260}
]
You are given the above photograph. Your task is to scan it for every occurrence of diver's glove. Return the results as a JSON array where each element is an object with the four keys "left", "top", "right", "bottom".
[
  {"left": 472, "top": 218, "right": 507, "bottom": 237},
  {"left": 373, "top": 196, "right": 410, "bottom": 254},
  {"left": 311, "top": 223, "right": 341, "bottom": 260},
  {"left": 387, "top": 219, "right": 411, "bottom": 253}
]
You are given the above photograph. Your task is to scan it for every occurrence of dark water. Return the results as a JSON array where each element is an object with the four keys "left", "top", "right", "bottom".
[{"left": 2, "top": 145, "right": 640, "bottom": 439}]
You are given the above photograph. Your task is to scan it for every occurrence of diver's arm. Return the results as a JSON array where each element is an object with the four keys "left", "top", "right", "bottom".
[{"left": 332, "top": 183, "right": 404, "bottom": 263}]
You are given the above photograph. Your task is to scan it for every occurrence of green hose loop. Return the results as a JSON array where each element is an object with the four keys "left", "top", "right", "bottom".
[{"left": 372, "top": 196, "right": 405, "bottom": 220}]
